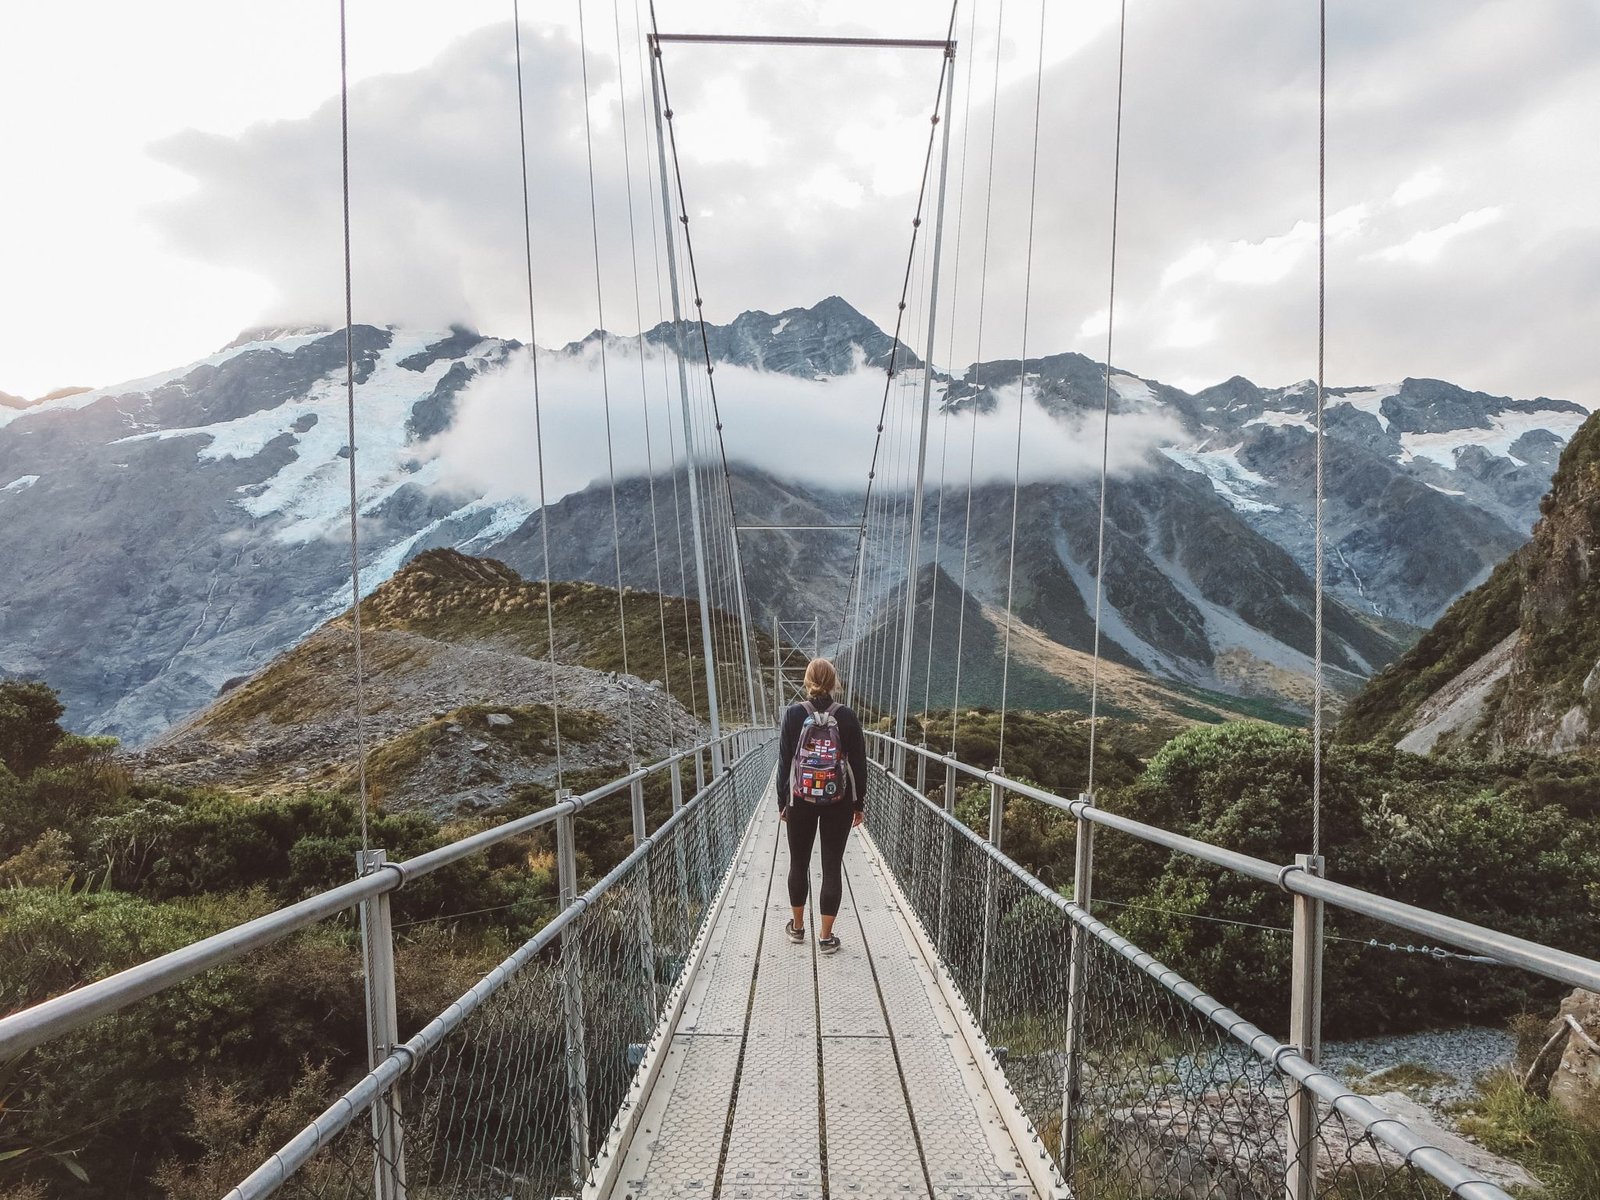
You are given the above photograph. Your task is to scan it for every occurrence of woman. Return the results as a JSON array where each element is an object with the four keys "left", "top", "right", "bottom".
[{"left": 775, "top": 657, "right": 868, "bottom": 954}]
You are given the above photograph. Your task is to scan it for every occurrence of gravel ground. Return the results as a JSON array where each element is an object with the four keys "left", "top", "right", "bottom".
[{"left": 1324, "top": 1026, "right": 1517, "bottom": 1114}]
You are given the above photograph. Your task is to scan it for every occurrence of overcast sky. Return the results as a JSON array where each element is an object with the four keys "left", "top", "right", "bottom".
[{"left": 2, "top": 0, "right": 1596, "bottom": 406}]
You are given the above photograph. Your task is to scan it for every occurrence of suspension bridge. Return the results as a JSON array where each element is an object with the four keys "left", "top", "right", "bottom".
[{"left": 3, "top": 3, "right": 1597, "bottom": 1200}]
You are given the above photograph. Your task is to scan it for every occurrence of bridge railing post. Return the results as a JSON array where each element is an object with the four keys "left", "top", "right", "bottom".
[
  {"left": 356, "top": 849, "right": 406, "bottom": 1200},
  {"left": 1287, "top": 853, "right": 1325, "bottom": 1200},
  {"left": 555, "top": 795, "right": 590, "bottom": 1188},
  {"left": 915, "top": 739, "right": 928, "bottom": 795},
  {"left": 671, "top": 757, "right": 692, "bottom": 938},
  {"left": 694, "top": 756, "right": 714, "bottom": 905},
  {"left": 936, "top": 760, "right": 955, "bottom": 952},
  {"left": 978, "top": 779, "right": 1005, "bottom": 1026},
  {"left": 1060, "top": 794, "right": 1095, "bottom": 1176},
  {"left": 630, "top": 766, "right": 660, "bottom": 1015}
]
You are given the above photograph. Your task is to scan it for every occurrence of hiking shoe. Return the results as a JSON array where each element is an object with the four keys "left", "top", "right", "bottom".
[
  {"left": 784, "top": 919, "right": 805, "bottom": 944},
  {"left": 817, "top": 935, "right": 841, "bottom": 955}
]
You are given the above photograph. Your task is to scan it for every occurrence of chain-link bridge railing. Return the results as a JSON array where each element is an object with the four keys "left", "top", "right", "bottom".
[
  {"left": 863, "top": 734, "right": 1600, "bottom": 1200},
  {"left": 0, "top": 731, "right": 774, "bottom": 1200}
]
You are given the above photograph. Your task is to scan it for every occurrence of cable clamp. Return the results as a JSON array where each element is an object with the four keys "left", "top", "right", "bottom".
[
  {"left": 1276, "top": 863, "right": 1305, "bottom": 893},
  {"left": 376, "top": 859, "right": 408, "bottom": 889}
]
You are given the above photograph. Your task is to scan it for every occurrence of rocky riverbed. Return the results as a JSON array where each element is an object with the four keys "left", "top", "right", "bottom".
[{"left": 1325, "top": 1025, "right": 1518, "bottom": 1115}]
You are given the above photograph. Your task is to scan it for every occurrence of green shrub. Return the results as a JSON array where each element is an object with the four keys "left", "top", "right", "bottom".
[
  {"left": 0, "top": 682, "right": 66, "bottom": 777},
  {"left": 1093, "top": 724, "right": 1600, "bottom": 1036}
]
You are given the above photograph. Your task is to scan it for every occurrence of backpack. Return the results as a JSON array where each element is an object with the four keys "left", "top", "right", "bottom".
[{"left": 789, "top": 701, "right": 852, "bottom": 805}]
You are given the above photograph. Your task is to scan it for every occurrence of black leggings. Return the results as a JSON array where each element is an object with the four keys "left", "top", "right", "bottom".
[{"left": 785, "top": 802, "right": 854, "bottom": 918}]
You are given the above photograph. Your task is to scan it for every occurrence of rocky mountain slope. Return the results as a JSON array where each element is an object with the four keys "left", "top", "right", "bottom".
[
  {"left": 1339, "top": 409, "right": 1600, "bottom": 755},
  {"left": 846, "top": 563, "right": 1304, "bottom": 724},
  {"left": 135, "top": 549, "right": 716, "bottom": 815},
  {"left": 2, "top": 297, "right": 1585, "bottom": 742}
]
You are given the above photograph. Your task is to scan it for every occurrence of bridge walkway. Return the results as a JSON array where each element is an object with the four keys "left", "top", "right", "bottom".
[{"left": 615, "top": 787, "right": 1049, "bottom": 1199}]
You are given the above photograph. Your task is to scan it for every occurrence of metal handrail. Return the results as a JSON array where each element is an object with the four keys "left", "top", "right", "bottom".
[
  {"left": 223, "top": 736, "right": 775, "bottom": 1200},
  {"left": 867, "top": 729, "right": 1600, "bottom": 995},
  {"left": 0, "top": 730, "right": 754, "bottom": 1062},
  {"left": 874, "top": 766, "right": 1514, "bottom": 1200}
]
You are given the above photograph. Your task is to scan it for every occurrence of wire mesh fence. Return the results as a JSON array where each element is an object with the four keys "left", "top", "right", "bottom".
[
  {"left": 864, "top": 759, "right": 1506, "bottom": 1200},
  {"left": 230, "top": 738, "right": 773, "bottom": 1200}
]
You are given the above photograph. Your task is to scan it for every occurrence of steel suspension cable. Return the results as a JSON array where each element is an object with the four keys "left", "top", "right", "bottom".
[
  {"left": 650, "top": 27, "right": 763, "bottom": 724},
  {"left": 613, "top": 0, "right": 679, "bottom": 750},
  {"left": 896, "top": 216, "right": 935, "bottom": 716},
  {"left": 923, "top": 0, "right": 983, "bottom": 730},
  {"left": 1313, "top": 0, "right": 1327, "bottom": 859},
  {"left": 681, "top": 342, "right": 728, "bottom": 720},
  {"left": 632, "top": 0, "right": 703, "bottom": 728},
  {"left": 994, "top": 0, "right": 1049, "bottom": 774},
  {"left": 877, "top": 293, "right": 917, "bottom": 712},
  {"left": 921, "top": 401, "right": 951, "bottom": 722},
  {"left": 832, "top": 39, "right": 958, "bottom": 666},
  {"left": 948, "top": 0, "right": 1006, "bottom": 752},
  {"left": 882, "top": 355, "right": 918, "bottom": 712},
  {"left": 686, "top": 333, "right": 738, "bottom": 724},
  {"left": 512, "top": 0, "right": 565, "bottom": 786},
  {"left": 1086, "top": 0, "right": 1129, "bottom": 799},
  {"left": 577, "top": 0, "right": 640, "bottom": 757},
  {"left": 337, "top": 0, "right": 372, "bottom": 855}
]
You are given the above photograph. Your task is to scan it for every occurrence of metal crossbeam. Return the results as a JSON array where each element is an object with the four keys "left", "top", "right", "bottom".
[
  {"left": 651, "top": 33, "right": 954, "bottom": 51},
  {"left": 735, "top": 524, "right": 858, "bottom": 532}
]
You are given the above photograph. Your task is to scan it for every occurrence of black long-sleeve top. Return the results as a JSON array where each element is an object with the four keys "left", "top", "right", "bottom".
[{"left": 774, "top": 694, "right": 868, "bottom": 813}]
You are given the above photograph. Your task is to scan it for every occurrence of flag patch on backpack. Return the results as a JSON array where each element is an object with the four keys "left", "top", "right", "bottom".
[{"left": 790, "top": 701, "right": 850, "bottom": 804}]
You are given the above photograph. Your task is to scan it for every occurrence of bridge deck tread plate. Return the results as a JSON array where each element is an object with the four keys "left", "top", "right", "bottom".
[
  {"left": 847, "top": 842, "right": 1040, "bottom": 1199},
  {"left": 678, "top": 805, "right": 770, "bottom": 1038},
  {"left": 721, "top": 802, "right": 822, "bottom": 1198},
  {"left": 620, "top": 785, "right": 1041, "bottom": 1200}
]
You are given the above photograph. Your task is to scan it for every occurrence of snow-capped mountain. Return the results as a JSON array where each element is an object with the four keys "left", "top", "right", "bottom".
[
  {"left": 0, "top": 298, "right": 1586, "bottom": 742},
  {"left": 1175, "top": 375, "right": 1590, "bottom": 624}
]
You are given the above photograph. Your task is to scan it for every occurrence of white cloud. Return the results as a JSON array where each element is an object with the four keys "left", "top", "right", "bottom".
[
  {"left": 424, "top": 342, "right": 1181, "bottom": 507},
  {"left": 1392, "top": 167, "right": 1443, "bottom": 206},
  {"left": 1371, "top": 206, "right": 1505, "bottom": 265}
]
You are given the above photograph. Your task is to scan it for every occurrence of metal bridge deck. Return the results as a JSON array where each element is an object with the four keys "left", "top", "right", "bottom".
[{"left": 614, "top": 788, "right": 1046, "bottom": 1199}]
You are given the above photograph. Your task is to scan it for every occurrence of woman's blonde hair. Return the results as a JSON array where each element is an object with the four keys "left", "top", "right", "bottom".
[{"left": 802, "top": 657, "right": 840, "bottom": 700}]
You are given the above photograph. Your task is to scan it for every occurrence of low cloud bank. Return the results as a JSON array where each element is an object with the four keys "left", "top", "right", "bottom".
[{"left": 423, "top": 340, "right": 1183, "bottom": 504}]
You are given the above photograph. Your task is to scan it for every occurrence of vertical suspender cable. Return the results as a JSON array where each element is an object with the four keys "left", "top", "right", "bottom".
[
  {"left": 1086, "top": 0, "right": 1128, "bottom": 798},
  {"left": 337, "top": 0, "right": 371, "bottom": 855},
  {"left": 924, "top": 0, "right": 983, "bottom": 725},
  {"left": 577, "top": 0, "right": 639, "bottom": 758},
  {"left": 1312, "top": 0, "right": 1326, "bottom": 858},
  {"left": 894, "top": 48, "right": 956, "bottom": 746},
  {"left": 513, "top": 0, "right": 565, "bottom": 786},
  {"left": 922, "top": 403, "right": 950, "bottom": 718},
  {"left": 832, "top": 29, "right": 957, "bottom": 680},
  {"left": 994, "top": 0, "right": 1049, "bottom": 774},
  {"left": 633, "top": 0, "right": 702, "bottom": 727},
  {"left": 651, "top": 32, "right": 763, "bottom": 725},
  {"left": 614, "top": 0, "right": 678, "bottom": 750},
  {"left": 949, "top": 0, "right": 1005, "bottom": 752},
  {"left": 647, "top": 29, "right": 724, "bottom": 750}
]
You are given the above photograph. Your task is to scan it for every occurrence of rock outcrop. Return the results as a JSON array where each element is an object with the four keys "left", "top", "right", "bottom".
[
  {"left": 1341, "top": 409, "right": 1600, "bottom": 755},
  {"left": 1526, "top": 989, "right": 1600, "bottom": 1129}
]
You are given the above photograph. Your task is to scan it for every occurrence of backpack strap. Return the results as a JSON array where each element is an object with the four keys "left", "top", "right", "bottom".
[{"left": 789, "top": 702, "right": 815, "bottom": 797}]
